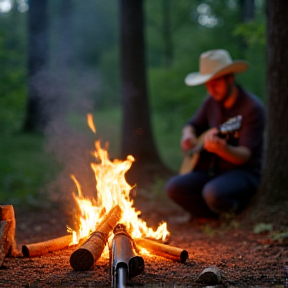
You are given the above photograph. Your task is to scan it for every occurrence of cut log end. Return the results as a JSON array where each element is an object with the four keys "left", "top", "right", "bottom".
[
  {"left": 22, "top": 245, "right": 30, "bottom": 258},
  {"left": 70, "top": 248, "right": 95, "bottom": 271},
  {"left": 180, "top": 250, "right": 189, "bottom": 263},
  {"left": 196, "top": 266, "right": 222, "bottom": 284},
  {"left": 0, "top": 205, "right": 15, "bottom": 221}
]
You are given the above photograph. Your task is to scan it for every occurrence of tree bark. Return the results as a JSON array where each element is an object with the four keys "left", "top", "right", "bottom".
[
  {"left": 162, "top": 0, "right": 173, "bottom": 68},
  {"left": 24, "top": 0, "right": 49, "bottom": 132},
  {"left": 259, "top": 0, "right": 288, "bottom": 203},
  {"left": 119, "top": 0, "right": 170, "bottom": 184},
  {"left": 241, "top": 0, "right": 255, "bottom": 23}
]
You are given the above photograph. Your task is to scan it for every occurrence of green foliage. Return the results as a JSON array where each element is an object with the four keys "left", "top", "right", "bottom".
[
  {"left": 148, "top": 65, "right": 206, "bottom": 119},
  {"left": 0, "top": 133, "right": 59, "bottom": 206},
  {"left": 96, "top": 46, "right": 121, "bottom": 108},
  {"left": 0, "top": 8, "right": 27, "bottom": 134},
  {"left": 253, "top": 223, "right": 273, "bottom": 234},
  {"left": 233, "top": 21, "right": 266, "bottom": 47}
]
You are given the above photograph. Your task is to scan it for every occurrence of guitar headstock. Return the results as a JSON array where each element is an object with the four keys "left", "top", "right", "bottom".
[{"left": 218, "top": 115, "right": 242, "bottom": 135}]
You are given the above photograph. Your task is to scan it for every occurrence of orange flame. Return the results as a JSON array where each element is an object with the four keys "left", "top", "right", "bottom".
[
  {"left": 69, "top": 114, "right": 169, "bottom": 245},
  {"left": 87, "top": 113, "right": 96, "bottom": 134}
]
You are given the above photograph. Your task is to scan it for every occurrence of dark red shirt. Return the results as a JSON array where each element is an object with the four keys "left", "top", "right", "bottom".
[{"left": 187, "top": 86, "right": 266, "bottom": 176}]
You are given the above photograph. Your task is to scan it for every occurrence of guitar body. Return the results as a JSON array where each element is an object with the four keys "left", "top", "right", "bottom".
[
  {"left": 179, "top": 116, "right": 242, "bottom": 175},
  {"left": 179, "top": 132, "right": 206, "bottom": 175},
  {"left": 179, "top": 153, "right": 200, "bottom": 175}
]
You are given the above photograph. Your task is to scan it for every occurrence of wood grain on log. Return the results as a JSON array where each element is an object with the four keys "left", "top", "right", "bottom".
[
  {"left": 22, "top": 235, "right": 74, "bottom": 257},
  {"left": 135, "top": 238, "right": 189, "bottom": 263},
  {"left": 0, "top": 220, "right": 13, "bottom": 266},
  {"left": 70, "top": 205, "right": 122, "bottom": 271}
]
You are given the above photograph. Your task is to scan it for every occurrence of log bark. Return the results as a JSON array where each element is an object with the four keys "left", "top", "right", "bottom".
[
  {"left": 70, "top": 205, "right": 122, "bottom": 271},
  {"left": 134, "top": 238, "right": 189, "bottom": 263},
  {"left": 22, "top": 235, "right": 74, "bottom": 257},
  {"left": 0, "top": 220, "right": 13, "bottom": 266},
  {"left": 0, "top": 205, "right": 16, "bottom": 220},
  {"left": 0, "top": 205, "right": 16, "bottom": 258}
]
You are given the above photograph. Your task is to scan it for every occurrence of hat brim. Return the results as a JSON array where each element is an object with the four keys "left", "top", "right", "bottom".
[{"left": 185, "top": 61, "right": 249, "bottom": 86}]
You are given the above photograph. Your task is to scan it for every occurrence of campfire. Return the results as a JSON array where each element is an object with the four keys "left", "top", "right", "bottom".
[{"left": 0, "top": 114, "right": 189, "bottom": 287}]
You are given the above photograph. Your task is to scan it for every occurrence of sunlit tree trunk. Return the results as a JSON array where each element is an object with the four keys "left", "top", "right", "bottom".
[
  {"left": 259, "top": 0, "right": 288, "bottom": 203},
  {"left": 119, "top": 0, "right": 169, "bottom": 184},
  {"left": 24, "top": 0, "right": 49, "bottom": 132}
]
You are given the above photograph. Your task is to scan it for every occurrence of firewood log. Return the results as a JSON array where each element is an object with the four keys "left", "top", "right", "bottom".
[
  {"left": 134, "top": 238, "right": 189, "bottom": 263},
  {"left": 0, "top": 205, "right": 16, "bottom": 257},
  {"left": 70, "top": 205, "right": 122, "bottom": 271},
  {"left": 0, "top": 220, "right": 13, "bottom": 266},
  {"left": 22, "top": 235, "right": 74, "bottom": 257}
]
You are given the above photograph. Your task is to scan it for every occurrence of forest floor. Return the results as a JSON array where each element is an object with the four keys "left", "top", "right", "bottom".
[{"left": 1, "top": 179, "right": 288, "bottom": 288}]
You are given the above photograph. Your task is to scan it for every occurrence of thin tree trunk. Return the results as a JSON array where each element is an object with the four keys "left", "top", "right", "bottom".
[
  {"left": 24, "top": 0, "right": 49, "bottom": 132},
  {"left": 162, "top": 0, "right": 173, "bottom": 68},
  {"left": 241, "top": 0, "right": 255, "bottom": 22}
]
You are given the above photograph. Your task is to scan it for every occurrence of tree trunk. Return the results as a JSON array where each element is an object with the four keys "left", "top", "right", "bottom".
[
  {"left": 24, "top": 0, "right": 49, "bottom": 132},
  {"left": 119, "top": 0, "right": 170, "bottom": 184},
  {"left": 241, "top": 0, "right": 255, "bottom": 23},
  {"left": 162, "top": 0, "right": 173, "bottom": 68},
  {"left": 259, "top": 0, "right": 288, "bottom": 203}
]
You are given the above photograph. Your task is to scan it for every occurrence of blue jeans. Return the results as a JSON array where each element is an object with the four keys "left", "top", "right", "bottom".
[{"left": 165, "top": 170, "right": 260, "bottom": 218}]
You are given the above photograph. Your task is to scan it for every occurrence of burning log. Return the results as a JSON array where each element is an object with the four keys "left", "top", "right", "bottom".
[
  {"left": 0, "top": 205, "right": 17, "bottom": 266},
  {"left": 22, "top": 235, "right": 74, "bottom": 257},
  {"left": 134, "top": 238, "right": 189, "bottom": 263},
  {"left": 70, "top": 205, "right": 122, "bottom": 271},
  {"left": 110, "top": 224, "right": 144, "bottom": 288}
]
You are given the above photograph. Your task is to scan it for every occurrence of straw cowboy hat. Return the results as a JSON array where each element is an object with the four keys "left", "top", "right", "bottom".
[{"left": 185, "top": 49, "right": 249, "bottom": 86}]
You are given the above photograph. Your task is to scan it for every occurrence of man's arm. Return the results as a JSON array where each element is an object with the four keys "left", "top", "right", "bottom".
[
  {"left": 204, "top": 128, "right": 251, "bottom": 165},
  {"left": 181, "top": 125, "right": 198, "bottom": 151}
]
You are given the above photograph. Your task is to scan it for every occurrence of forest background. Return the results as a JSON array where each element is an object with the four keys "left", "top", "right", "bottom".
[{"left": 0, "top": 0, "right": 266, "bottom": 206}]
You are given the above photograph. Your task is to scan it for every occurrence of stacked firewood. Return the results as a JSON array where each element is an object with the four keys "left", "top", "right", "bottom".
[{"left": 0, "top": 205, "right": 17, "bottom": 266}]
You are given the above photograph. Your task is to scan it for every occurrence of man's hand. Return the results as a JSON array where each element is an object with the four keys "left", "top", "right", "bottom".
[
  {"left": 204, "top": 127, "right": 227, "bottom": 153},
  {"left": 204, "top": 127, "right": 252, "bottom": 165},
  {"left": 181, "top": 126, "right": 197, "bottom": 151}
]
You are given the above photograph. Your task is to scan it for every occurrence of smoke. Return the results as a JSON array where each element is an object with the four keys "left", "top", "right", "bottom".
[
  {"left": 29, "top": 62, "right": 101, "bottom": 206},
  {"left": 29, "top": 0, "right": 116, "bottom": 206}
]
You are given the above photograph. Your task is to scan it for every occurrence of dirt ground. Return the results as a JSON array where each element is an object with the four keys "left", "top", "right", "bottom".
[{"left": 1, "top": 185, "right": 288, "bottom": 288}]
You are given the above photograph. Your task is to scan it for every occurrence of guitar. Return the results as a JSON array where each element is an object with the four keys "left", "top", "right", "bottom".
[{"left": 179, "top": 115, "right": 242, "bottom": 175}]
